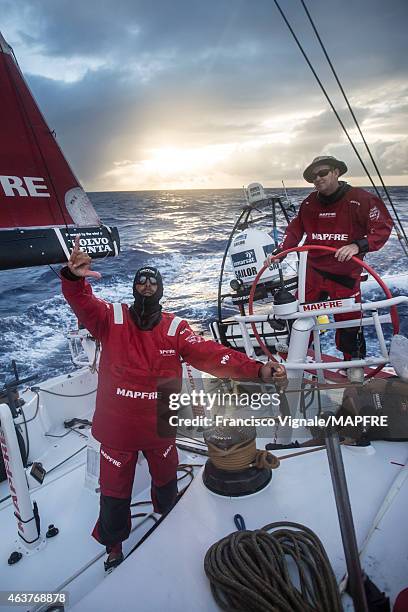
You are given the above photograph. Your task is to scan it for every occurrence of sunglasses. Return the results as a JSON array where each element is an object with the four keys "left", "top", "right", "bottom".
[
  {"left": 311, "top": 168, "right": 333, "bottom": 180},
  {"left": 136, "top": 275, "right": 158, "bottom": 286}
]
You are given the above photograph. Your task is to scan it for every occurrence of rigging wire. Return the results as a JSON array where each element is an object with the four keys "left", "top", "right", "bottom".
[
  {"left": 272, "top": 0, "right": 408, "bottom": 258},
  {"left": 217, "top": 207, "right": 250, "bottom": 322},
  {"left": 48, "top": 264, "right": 62, "bottom": 280},
  {"left": 32, "top": 387, "right": 97, "bottom": 398},
  {"left": 176, "top": 432, "right": 207, "bottom": 446},
  {"left": 0, "top": 445, "right": 88, "bottom": 506},
  {"left": 16, "top": 390, "right": 40, "bottom": 425},
  {"left": 45, "top": 445, "right": 87, "bottom": 475},
  {"left": 300, "top": 0, "right": 408, "bottom": 257},
  {"left": 271, "top": 199, "right": 285, "bottom": 287}
]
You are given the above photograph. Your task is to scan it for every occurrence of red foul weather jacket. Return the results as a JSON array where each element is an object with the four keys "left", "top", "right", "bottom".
[
  {"left": 62, "top": 277, "right": 263, "bottom": 450},
  {"left": 280, "top": 187, "right": 393, "bottom": 279}
]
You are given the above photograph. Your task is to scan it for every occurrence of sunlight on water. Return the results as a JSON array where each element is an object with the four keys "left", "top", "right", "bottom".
[{"left": 0, "top": 187, "right": 407, "bottom": 380}]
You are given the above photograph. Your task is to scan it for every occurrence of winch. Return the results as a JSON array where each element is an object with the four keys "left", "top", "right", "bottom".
[{"left": 202, "top": 424, "right": 279, "bottom": 497}]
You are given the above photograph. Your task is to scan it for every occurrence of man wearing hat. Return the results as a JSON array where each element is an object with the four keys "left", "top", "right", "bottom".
[
  {"left": 271, "top": 155, "right": 393, "bottom": 378},
  {"left": 61, "top": 236, "right": 286, "bottom": 570}
]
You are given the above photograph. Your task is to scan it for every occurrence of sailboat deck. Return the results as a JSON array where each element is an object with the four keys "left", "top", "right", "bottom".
[{"left": 71, "top": 441, "right": 408, "bottom": 611}]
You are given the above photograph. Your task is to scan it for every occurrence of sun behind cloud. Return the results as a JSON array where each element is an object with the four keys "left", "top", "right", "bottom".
[{"left": 103, "top": 144, "right": 236, "bottom": 190}]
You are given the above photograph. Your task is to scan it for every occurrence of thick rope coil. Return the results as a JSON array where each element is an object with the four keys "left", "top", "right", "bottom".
[
  {"left": 204, "top": 521, "right": 342, "bottom": 612},
  {"left": 206, "top": 439, "right": 280, "bottom": 472}
]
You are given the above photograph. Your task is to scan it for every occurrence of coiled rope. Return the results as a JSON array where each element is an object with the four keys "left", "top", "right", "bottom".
[
  {"left": 204, "top": 521, "right": 342, "bottom": 612},
  {"left": 206, "top": 438, "right": 280, "bottom": 471}
]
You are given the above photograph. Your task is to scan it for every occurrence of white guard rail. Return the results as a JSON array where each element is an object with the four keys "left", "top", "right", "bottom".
[{"left": 235, "top": 295, "right": 408, "bottom": 371}]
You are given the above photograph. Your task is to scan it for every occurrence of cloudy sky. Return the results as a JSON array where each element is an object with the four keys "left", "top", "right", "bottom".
[{"left": 1, "top": 0, "right": 407, "bottom": 190}]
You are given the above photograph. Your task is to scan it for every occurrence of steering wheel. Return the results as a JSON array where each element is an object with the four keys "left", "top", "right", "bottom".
[{"left": 248, "top": 245, "right": 399, "bottom": 380}]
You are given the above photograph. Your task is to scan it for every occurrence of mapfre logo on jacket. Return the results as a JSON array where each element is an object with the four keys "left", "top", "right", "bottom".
[
  {"left": 116, "top": 388, "right": 158, "bottom": 399},
  {"left": 311, "top": 233, "right": 348, "bottom": 241}
]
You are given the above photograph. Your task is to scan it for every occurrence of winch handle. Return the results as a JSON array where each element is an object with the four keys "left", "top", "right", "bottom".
[{"left": 248, "top": 245, "right": 400, "bottom": 379}]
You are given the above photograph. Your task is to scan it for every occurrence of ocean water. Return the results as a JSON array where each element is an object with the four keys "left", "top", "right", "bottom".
[{"left": 0, "top": 187, "right": 407, "bottom": 383}]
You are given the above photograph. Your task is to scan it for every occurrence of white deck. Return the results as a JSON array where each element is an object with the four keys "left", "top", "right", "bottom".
[
  {"left": 71, "top": 441, "right": 408, "bottom": 611},
  {"left": 0, "top": 366, "right": 174, "bottom": 611},
  {"left": 1, "top": 336, "right": 408, "bottom": 611},
  {"left": 1, "top": 432, "right": 206, "bottom": 611},
  {"left": 0, "top": 432, "right": 162, "bottom": 610}
]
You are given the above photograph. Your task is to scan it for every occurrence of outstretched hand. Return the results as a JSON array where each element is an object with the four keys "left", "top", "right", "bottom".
[
  {"left": 68, "top": 235, "right": 101, "bottom": 279},
  {"left": 260, "top": 361, "right": 287, "bottom": 388}
]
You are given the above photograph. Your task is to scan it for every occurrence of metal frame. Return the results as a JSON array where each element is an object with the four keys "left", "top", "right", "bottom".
[{"left": 235, "top": 295, "right": 408, "bottom": 371}]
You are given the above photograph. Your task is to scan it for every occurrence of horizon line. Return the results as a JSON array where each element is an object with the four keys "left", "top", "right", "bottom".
[{"left": 86, "top": 185, "right": 408, "bottom": 194}]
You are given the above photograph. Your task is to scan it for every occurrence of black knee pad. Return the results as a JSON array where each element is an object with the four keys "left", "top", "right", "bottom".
[
  {"left": 98, "top": 494, "right": 131, "bottom": 546},
  {"left": 152, "top": 478, "right": 178, "bottom": 514}
]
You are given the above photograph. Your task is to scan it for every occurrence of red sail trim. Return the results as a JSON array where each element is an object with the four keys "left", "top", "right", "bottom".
[{"left": 0, "top": 36, "right": 100, "bottom": 230}]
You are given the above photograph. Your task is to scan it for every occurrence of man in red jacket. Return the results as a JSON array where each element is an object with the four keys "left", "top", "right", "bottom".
[
  {"left": 62, "top": 237, "right": 286, "bottom": 570},
  {"left": 270, "top": 155, "right": 393, "bottom": 380}
]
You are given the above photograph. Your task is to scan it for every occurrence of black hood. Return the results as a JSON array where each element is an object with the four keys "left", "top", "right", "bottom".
[
  {"left": 317, "top": 181, "right": 351, "bottom": 205},
  {"left": 130, "top": 266, "right": 163, "bottom": 330}
]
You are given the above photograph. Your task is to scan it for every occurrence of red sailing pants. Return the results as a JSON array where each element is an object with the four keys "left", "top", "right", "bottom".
[
  {"left": 304, "top": 266, "right": 365, "bottom": 360},
  {"left": 92, "top": 443, "right": 178, "bottom": 547}
]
